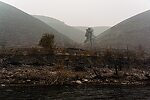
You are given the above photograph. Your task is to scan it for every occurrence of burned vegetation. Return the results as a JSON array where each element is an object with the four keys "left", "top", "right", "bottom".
[
  {"left": 0, "top": 45, "right": 150, "bottom": 86},
  {"left": 0, "top": 33, "right": 150, "bottom": 86}
]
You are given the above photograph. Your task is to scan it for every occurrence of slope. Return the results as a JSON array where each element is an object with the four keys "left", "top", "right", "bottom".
[
  {"left": 96, "top": 10, "right": 150, "bottom": 50},
  {"left": 0, "top": 1, "right": 74, "bottom": 47},
  {"left": 34, "top": 15, "right": 85, "bottom": 43}
]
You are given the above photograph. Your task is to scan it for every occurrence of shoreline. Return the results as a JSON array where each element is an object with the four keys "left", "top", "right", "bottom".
[
  {"left": 0, "top": 67, "right": 150, "bottom": 87},
  {"left": 0, "top": 81, "right": 150, "bottom": 88}
]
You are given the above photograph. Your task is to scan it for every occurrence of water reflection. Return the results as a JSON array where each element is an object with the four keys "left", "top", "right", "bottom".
[{"left": 0, "top": 85, "right": 150, "bottom": 100}]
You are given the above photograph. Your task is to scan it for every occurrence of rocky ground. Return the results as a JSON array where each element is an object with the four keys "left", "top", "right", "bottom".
[
  {"left": 0, "top": 48, "right": 150, "bottom": 86},
  {"left": 0, "top": 66, "right": 150, "bottom": 87}
]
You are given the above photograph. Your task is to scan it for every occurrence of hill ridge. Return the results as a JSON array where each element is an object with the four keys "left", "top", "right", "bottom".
[
  {"left": 95, "top": 10, "right": 150, "bottom": 50},
  {"left": 0, "top": 1, "right": 74, "bottom": 47}
]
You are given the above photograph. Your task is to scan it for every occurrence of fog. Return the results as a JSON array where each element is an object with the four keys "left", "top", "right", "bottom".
[{"left": 1, "top": 0, "right": 150, "bottom": 26}]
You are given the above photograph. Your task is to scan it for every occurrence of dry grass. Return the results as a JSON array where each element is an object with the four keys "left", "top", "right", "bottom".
[{"left": 0, "top": 67, "right": 88, "bottom": 85}]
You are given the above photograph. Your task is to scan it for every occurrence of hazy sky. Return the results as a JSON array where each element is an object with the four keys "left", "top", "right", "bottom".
[{"left": 1, "top": 0, "right": 150, "bottom": 26}]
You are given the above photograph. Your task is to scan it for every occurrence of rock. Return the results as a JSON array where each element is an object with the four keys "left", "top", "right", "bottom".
[
  {"left": 75, "top": 80, "right": 82, "bottom": 84},
  {"left": 82, "top": 79, "right": 88, "bottom": 82},
  {"left": 121, "top": 82, "right": 127, "bottom": 85},
  {"left": 105, "top": 79, "right": 109, "bottom": 82},
  {"left": 17, "top": 69, "right": 21, "bottom": 71},
  {"left": 125, "top": 72, "right": 129, "bottom": 76},
  {"left": 114, "top": 80, "right": 118, "bottom": 83},
  {"left": 49, "top": 72, "right": 57, "bottom": 75},
  {"left": 1, "top": 84, "right": 5, "bottom": 87},
  {"left": 26, "top": 79, "right": 31, "bottom": 82}
]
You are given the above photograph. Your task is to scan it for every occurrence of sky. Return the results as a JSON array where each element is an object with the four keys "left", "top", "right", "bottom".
[{"left": 1, "top": 0, "right": 150, "bottom": 26}]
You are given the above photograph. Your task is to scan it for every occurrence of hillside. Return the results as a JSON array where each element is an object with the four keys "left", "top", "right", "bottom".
[
  {"left": 34, "top": 15, "right": 85, "bottom": 43},
  {"left": 75, "top": 26, "right": 110, "bottom": 36},
  {"left": 0, "top": 1, "right": 74, "bottom": 47},
  {"left": 96, "top": 10, "right": 150, "bottom": 50}
]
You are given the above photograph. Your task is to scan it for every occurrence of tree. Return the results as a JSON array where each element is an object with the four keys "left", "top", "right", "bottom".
[
  {"left": 84, "top": 27, "right": 95, "bottom": 49},
  {"left": 39, "top": 33, "right": 55, "bottom": 50}
]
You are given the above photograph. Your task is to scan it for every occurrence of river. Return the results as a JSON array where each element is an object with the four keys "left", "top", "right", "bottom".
[{"left": 0, "top": 85, "right": 150, "bottom": 100}]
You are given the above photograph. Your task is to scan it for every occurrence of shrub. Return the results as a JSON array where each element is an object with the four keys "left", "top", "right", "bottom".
[{"left": 39, "top": 33, "right": 54, "bottom": 49}]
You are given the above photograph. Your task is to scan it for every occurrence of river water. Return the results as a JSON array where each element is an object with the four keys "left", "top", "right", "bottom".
[{"left": 0, "top": 85, "right": 150, "bottom": 100}]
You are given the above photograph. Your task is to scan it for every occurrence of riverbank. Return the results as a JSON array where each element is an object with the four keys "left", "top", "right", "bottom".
[
  {"left": 0, "top": 47, "right": 150, "bottom": 87},
  {"left": 0, "top": 66, "right": 150, "bottom": 87}
]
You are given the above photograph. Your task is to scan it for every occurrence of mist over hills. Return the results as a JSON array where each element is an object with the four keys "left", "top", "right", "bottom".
[
  {"left": 34, "top": 15, "right": 85, "bottom": 43},
  {"left": 0, "top": 1, "right": 74, "bottom": 47},
  {"left": 1, "top": 0, "right": 150, "bottom": 50},
  {"left": 75, "top": 26, "right": 110, "bottom": 36},
  {"left": 95, "top": 10, "right": 150, "bottom": 50}
]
